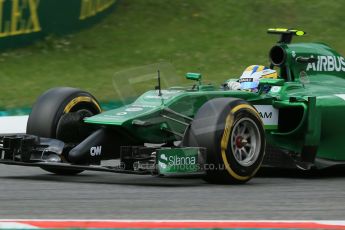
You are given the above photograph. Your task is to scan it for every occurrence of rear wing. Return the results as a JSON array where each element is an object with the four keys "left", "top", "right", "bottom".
[{"left": 267, "top": 28, "right": 306, "bottom": 44}]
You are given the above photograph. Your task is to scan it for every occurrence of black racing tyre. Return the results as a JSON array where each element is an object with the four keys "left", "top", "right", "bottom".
[
  {"left": 26, "top": 87, "right": 102, "bottom": 175},
  {"left": 183, "top": 98, "right": 265, "bottom": 184}
]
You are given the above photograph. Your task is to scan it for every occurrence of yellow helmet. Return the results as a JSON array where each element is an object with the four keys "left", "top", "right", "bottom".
[{"left": 239, "top": 65, "right": 277, "bottom": 92}]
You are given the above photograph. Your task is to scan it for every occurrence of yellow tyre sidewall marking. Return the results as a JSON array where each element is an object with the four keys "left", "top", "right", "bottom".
[
  {"left": 220, "top": 104, "right": 263, "bottom": 181},
  {"left": 63, "top": 96, "right": 101, "bottom": 113}
]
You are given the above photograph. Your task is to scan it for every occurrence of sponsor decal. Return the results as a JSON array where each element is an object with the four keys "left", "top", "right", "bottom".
[
  {"left": 125, "top": 107, "right": 143, "bottom": 112},
  {"left": 253, "top": 105, "right": 279, "bottom": 129},
  {"left": 334, "top": 94, "right": 345, "bottom": 101},
  {"left": 0, "top": 0, "right": 117, "bottom": 45},
  {"left": 131, "top": 104, "right": 157, "bottom": 108},
  {"left": 157, "top": 148, "right": 200, "bottom": 174},
  {"left": 291, "top": 50, "right": 296, "bottom": 58},
  {"left": 158, "top": 161, "right": 167, "bottom": 169},
  {"left": 168, "top": 155, "right": 196, "bottom": 166},
  {"left": 299, "top": 71, "right": 310, "bottom": 85},
  {"left": 306, "top": 55, "right": 345, "bottom": 72},
  {"left": 144, "top": 90, "right": 182, "bottom": 100},
  {"left": 145, "top": 95, "right": 171, "bottom": 100},
  {"left": 116, "top": 112, "right": 127, "bottom": 116},
  {"left": 160, "top": 154, "right": 167, "bottom": 161},
  {"left": 239, "top": 78, "right": 253, "bottom": 83},
  {"left": 95, "top": 114, "right": 125, "bottom": 120},
  {"left": 270, "top": 86, "right": 281, "bottom": 93},
  {"left": 80, "top": 0, "right": 116, "bottom": 20},
  {"left": 0, "top": 115, "right": 28, "bottom": 134},
  {"left": 0, "top": 0, "right": 41, "bottom": 38},
  {"left": 90, "top": 146, "right": 102, "bottom": 156},
  {"left": 162, "top": 90, "right": 182, "bottom": 94}
]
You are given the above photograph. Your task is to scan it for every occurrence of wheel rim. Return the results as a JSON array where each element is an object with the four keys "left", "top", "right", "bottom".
[{"left": 230, "top": 117, "right": 261, "bottom": 167}]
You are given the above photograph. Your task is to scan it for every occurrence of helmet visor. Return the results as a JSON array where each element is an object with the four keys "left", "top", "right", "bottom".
[{"left": 240, "top": 81, "right": 259, "bottom": 90}]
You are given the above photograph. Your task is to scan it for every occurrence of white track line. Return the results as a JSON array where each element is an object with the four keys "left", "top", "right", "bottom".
[
  {"left": 0, "top": 219, "right": 345, "bottom": 229},
  {"left": 0, "top": 222, "right": 38, "bottom": 229}
]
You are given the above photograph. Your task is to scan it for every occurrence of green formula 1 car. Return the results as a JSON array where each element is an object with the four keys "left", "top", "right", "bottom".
[{"left": 1, "top": 28, "right": 345, "bottom": 184}]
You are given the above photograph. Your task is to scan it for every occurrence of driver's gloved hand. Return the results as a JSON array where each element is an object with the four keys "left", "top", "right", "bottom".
[{"left": 227, "top": 81, "right": 241, "bottom": 90}]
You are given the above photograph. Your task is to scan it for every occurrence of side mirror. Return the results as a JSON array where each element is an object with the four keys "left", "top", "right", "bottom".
[
  {"left": 259, "top": 78, "right": 284, "bottom": 86},
  {"left": 185, "top": 72, "right": 202, "bottom": 82}
]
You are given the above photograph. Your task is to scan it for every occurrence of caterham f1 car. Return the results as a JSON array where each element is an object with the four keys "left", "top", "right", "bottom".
[{"left": 1, "top": 28, "right": 345, "bottom": 184}]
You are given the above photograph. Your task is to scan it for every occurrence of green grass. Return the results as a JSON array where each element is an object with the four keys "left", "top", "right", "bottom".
[{"left": 1, "top": 0, "right": 345, "bottom": 108}]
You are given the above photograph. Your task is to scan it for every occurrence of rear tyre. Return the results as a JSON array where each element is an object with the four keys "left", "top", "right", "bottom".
[
  {"left": 183, "top": 98, "right": 265, "bottom": 184},
  {"left": 26, "top": 87, "right": 101, "bottom": 175}
]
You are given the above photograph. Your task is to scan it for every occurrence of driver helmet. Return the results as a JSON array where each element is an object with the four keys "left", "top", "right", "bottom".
[{"left": 239, "top": 65, "right": 277, "bottom": 92}]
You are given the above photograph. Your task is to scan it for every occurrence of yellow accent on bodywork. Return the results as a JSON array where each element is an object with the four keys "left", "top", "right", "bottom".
[
  {"left": 268, "top": 28, "right": 288, "bottom": 32},
  {"left": 220, "top": 104, "right": 262, "bottom": 181},
  {"left": 63, "top": 96, "right": 101, "bottom": 113},
  {"left": 267, "top": 28, "right": 305, "bottom": 36},
  {"left": 296, "top": 30, "right": 305, "bottom": 36}
]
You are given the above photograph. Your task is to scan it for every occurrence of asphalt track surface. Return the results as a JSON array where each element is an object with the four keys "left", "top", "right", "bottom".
[{"left": 1, "top": 163, "right": 345, "bottom": 220}]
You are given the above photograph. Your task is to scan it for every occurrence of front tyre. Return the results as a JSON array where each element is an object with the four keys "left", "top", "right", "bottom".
[
  {"left": 183, "top": 98, "right": 265, "bottom": 184},
  {"left": 26, "top": 87, "right": 101, "bottom": 175}
]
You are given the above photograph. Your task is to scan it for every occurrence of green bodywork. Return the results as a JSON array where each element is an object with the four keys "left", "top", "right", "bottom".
[{"left": 85, "top": 30, "right": 345, "bottom": 165}]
